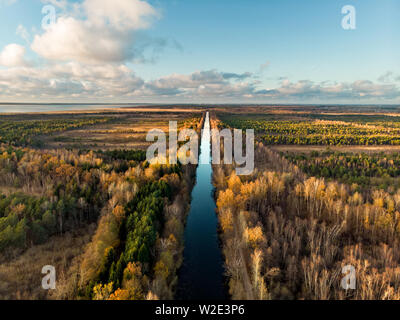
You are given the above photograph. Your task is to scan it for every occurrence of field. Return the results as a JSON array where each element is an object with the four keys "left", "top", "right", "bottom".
[
  {"left": 43, "top": 109, "right": 201, "bottom": 150},
  {"left": 0, "top": 107, "right": 202, "bottom": 150}
]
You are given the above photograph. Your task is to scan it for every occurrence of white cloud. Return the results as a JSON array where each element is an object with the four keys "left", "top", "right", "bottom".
[
  {"left": 31, "top": 0, "right": 160, "bottom": 64},
  {"left": 84, "top": 0, "right": 159, "bottom": 31},
  {"left": 0, "top": 62, "right": 144, "bottom": 99},
  {"left": 0, "top": 63, "right": 399, "bottom": 102},
  {"left": 0, "top": 44, "right": 29, "bottom": 67},
  {"left": 32, "top": 17, "right": 128, "bottom": 64},
  {"left": 141, "top": 70, "right": 254, "bottom": 97},
  {"left": 253, "top": 79, "right": 400, "bottom": 101}
]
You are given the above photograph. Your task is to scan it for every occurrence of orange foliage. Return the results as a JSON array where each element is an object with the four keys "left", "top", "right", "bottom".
[
  {"left": 228, "top": 173, "right": 242, "bottom": 194},
  {"left": 108, "top": 288, "right": 131, "bottom": 300},
  {"left": 220, "top": 209, "right": 234, "bottom": 233},
  {"left": 112, "top": 205, "right": 125, "bottom": 223},
  {"left": 245, "top": 226, "right": 265, "bottom": 248}
]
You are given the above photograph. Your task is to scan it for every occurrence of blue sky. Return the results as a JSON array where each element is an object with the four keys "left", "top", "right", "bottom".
[
  {"left": 145, "top": 0, "right": 399, "bottom": 81},
  {"left": 0, "top": 0, "right": 398, "bottom": 103}
]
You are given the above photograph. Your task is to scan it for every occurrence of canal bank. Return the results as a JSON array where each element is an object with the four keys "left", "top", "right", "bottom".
[{"left": 176, "top": 112, "right": 226, "bottom": 300}]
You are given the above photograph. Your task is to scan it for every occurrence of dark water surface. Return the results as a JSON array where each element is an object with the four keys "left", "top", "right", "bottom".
[{"left": 176, "top": 112, "right": 226, "bottom": 300}]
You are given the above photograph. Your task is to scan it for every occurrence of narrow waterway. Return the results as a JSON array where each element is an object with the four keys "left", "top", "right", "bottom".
[{"left": 176, "top": 112, "right": 226, "bottom": 300}]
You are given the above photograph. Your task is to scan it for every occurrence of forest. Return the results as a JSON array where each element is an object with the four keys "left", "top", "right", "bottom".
[
  {"left": 3, "top": 106, "right": 400, "bottom": 300},
  {"left": 214, "top": 108, "right": 400, "bottom": 300},
  {"left": 214, "top": 145, "right": 400, "bottom": 299},
  {"left": 221, "top": 115, "right": 400, "bottom": 146},
  {"left": 0, "top": 117, "right": 111, "bottom": 146},
  {"left": 283, "top": 151, "right": 400, "bottom": 191},
  {"left": 0, "top": 146, "right": 108, "bottom": 253},
  {"left": 0, "top": 110, "right": 202, "bottom": 300}
]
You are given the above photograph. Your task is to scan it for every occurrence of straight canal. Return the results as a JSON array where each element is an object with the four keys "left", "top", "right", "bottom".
[{"left": 176, "top": 112, "right": 226, "bottom": 300}]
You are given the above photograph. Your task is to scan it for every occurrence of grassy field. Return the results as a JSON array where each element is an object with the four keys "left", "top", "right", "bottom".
[
  {"left": 0, "top": 107, "right": 203, "bottom": 150},
  {"left": 44, "top": 110, "right": 201, "bottom": 150}
]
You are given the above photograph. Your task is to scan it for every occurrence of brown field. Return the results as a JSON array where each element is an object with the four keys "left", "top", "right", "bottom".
[{"left": 40, "top": 108, "right": 203, "bottom": 150}]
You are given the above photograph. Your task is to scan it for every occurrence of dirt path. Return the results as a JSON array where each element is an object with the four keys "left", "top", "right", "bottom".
[{"left": 232, "top": 214, "right": 255, "bottom": 300}]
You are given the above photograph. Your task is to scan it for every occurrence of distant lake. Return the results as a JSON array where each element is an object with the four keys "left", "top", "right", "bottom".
[{"left": 0, "top": 104, "right": 146, "bottom": 113}]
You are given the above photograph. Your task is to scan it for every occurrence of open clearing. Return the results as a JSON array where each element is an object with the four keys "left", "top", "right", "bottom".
[{"left": 40, "top": 108, "right": 203, "bottom": 150}]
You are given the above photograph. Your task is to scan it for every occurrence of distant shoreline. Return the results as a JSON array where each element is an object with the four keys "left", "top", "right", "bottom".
[{"left": 0, "top": 103, "right": 398, "bottom": 115}]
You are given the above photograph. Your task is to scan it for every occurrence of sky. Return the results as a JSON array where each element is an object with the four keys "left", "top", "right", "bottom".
[{"left": 0, "top": 0, "right": 399, "bottom": 104}]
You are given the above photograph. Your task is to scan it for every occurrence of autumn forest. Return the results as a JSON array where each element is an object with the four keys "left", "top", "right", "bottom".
[{"left": 1, "top": 105, "right": 400, "bottom": 301}]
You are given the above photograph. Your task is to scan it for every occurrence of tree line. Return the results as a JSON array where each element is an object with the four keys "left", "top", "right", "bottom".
[
  {"left": 221, "top": 118, "right": 400, "bottom": 146},
  {"left": 284, "top": 151, "right": 400, "bottom": 191},
  {"left": 0, "top": 117, "right": 111, "bottom": 146}
]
